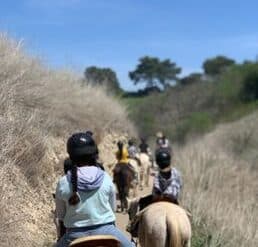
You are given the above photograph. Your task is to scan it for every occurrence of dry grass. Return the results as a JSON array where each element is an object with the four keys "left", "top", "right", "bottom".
[
  {"left": 0, "top": 33, "right": 135, "bottom": 246},
  {"left": 177, "top": 113, "right": 258, "bottom": 246}
]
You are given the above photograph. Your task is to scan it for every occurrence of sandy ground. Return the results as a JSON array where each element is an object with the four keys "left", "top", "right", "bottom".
[{"left": 115, "top": 175, "right": 154, "bottom": 238}]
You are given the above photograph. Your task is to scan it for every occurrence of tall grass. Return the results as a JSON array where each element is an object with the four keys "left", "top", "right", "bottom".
[
  {"left": 0, "top": 33, "right": 135, "bottom": 246},
  {"left": 178, "top": 113, "right": 258, "bottom": 246}
]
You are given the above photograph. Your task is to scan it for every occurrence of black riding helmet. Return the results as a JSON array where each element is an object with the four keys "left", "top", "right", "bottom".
[
  {"left": 128, "top": 139, "right": 134, "bottom": 146},
  {"left": 67, "top": 132, "right": 98, "bottom": 163},
  {"left": 155, "top": 149, "right": 171, "bottom": 170}
]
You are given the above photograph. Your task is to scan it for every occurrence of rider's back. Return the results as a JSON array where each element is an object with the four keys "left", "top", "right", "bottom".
[
  {"left": 139, "top": 142, "right": 149, "bottom": 153},
  {"left": 56, "top": 166, "right": 116, "bottom": 228},
  {"left": 116, "top": 147, "right": 129, "bottom": 164}
]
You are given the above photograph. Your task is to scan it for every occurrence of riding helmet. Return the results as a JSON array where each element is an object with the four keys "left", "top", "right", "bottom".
[
  {"left": 67, "top": 132, "right": 98, "bottom": 162},
  {"left": 128, "top": 139, "right": 134, "bottom": 146},
  {"left": 155, "top": 149, "right": 171, "bottom": 170}
]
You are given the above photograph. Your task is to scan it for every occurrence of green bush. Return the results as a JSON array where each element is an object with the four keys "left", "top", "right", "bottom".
[
  {"left": 124, "top": 62, "right": 258, "bottom": 144},
  {"left": 240, "top": 64, "right": 258, "bottom": 102},
  {"left": 175, "top": 112, "right": 213, "bottom": 143}
]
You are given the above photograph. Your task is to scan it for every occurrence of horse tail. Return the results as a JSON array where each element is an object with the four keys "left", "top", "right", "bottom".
[{"left": 166, "top": 213, "right": 182, "bottom": 247}]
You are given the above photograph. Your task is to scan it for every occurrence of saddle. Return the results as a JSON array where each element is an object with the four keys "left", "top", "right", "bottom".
[{"left": 69, "top": 235, "right": 121, "bottom": 247}]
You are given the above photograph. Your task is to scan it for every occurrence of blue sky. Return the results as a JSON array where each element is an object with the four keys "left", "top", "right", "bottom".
[{"left": 1, "top": 0, "right": 258, "bottom": 90}]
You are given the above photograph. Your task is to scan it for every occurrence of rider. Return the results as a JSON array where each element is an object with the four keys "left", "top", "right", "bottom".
[
  {"left": 126, "top": 149, "right": 182, "bottom": 237},
  {"left": 127, "top": 139, "right": 138, "bottom": 159},
  {"left": 152, "top": 149, "right": 181, "bottom": 204},
  {"left": 55, "top": 132, "right": 134, "bottom": 247},
  {"left": 156, "top": 131, "right": 172, "bottom": 154},
  {"left": 139, "top": 137, "right": 153, "bottom": 169},
  {"left": 114, "top": 140, "right": 137, "bottom": 183},
  {"left": 139, "top": 137, "right": 151, "bottom": 155},
  {"left": 140, "top": 148, "right": 182, "bottom": 207},
  {"left": 115, "top": 141, "right": 129, "bottom": 164}
]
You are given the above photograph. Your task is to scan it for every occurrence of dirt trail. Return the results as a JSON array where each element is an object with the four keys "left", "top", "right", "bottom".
[{"left": 115, "top": 176, "right": 153, "bottom": 238}]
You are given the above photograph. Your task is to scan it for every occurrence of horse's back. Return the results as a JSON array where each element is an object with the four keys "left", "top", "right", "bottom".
[
  {"left": 138, "top": 202, "right": 191, "bottom": 247},
  {"left": 139, "top": 202, "right": 167, "bottom": 247},
  {"left": 114, "top": 164, "right": 132, "bottom": 185},
  {"left": 138, "top": 153, "right": 150, "bottom": 164},
  {"left": 128, "top": 159, "right": 139, "bottom": 171}
]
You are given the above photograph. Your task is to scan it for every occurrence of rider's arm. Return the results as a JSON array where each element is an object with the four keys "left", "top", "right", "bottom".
[
  {"left": 55, "top": 196, "right": 66, "bottom": 221},
  {"left": 167, "top": 168, "right": 182, "bottom": 201},
  {"left": 55, "top": 181, "right": 66, "bottom": 240},
  {"left": 55, "top": 197, "right": 66, "bottom": 240},
  {"left": 108, "top": 174, "right": 117, "bottom": 212},
  {"left": 152, "top": 174, "right": 162, "bottom": 195},
  {"left": 109, "top": 186, "right": 117, "bottom": 212}
]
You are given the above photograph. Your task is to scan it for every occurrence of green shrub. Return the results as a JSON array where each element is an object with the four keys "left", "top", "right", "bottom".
[
  {"left": 174, "top": 112, "right": 213, "bottom": 143},
  {"left": 240, "top": 64, "right": 258, "bottom": 102}
]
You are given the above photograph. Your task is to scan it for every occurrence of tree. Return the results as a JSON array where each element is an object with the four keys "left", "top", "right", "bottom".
[
  {"left": 129, "top": 56, "right": 181, "bottom": 89},
  {"left": 203, "top": 56, "right": 235, "bottom": 76},
  {"left": 240, "top": 64, "right": 258, "bottom": 102},
  {"left": 84, "top": 66, "right": 121, "bottom": 92},
  {"left": 179, "top": 73, "right": 202, "bottom": 86}
]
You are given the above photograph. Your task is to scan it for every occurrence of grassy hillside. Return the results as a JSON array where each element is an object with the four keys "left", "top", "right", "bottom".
[
  {"left": 178, "top": 112, "right": 258, "bottom": 246},
  {"left": 125, "top": 62, "right": 258, "bottom": 143},
  {"left": 124, "top": 63, "right": 258, "bottom": 246},
  {"left": 0, "top": 33, "right": 135, "bottom": 246}
]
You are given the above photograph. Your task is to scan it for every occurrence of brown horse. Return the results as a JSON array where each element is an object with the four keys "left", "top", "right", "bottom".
[{"left": 113, "top": 163, "right": 135, "bottom": 212}]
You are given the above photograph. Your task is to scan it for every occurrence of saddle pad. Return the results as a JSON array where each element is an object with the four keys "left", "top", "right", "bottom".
[{"left": 69, "top": 235, "right": 121, "bottom": 247}]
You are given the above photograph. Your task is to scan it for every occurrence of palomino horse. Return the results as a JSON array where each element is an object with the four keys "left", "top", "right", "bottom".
[
  {"left": 128, "top": 200, "right": 191, "bottom": 247},
  {"left": 113, "top": 163, "right": 135, "bottom": 212},
  {"left": 128, "top": 158, "right": 140, "bottom": 194},
  {"left": 137, "top": 153, "right": 151, "bottom": 189}
]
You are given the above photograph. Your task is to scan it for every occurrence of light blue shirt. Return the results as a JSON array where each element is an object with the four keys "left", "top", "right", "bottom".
[{"left": 55, "top": 170, "right": 116, "bottom": 228}]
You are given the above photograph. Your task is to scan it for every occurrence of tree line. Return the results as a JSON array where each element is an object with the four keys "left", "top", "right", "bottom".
[{"left": 83, "top": 55, "right": 258, "bottom": 100}]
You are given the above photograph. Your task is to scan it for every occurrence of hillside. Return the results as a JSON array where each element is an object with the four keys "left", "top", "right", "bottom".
[
  {"left": 178, "top": 112, "right": 258, "bottom": 246},
  {"left": 125, "top": 62, "right": 258, "bottom": 143},
  {"left": 1, "top": 33, "right": 257, "bottom": 247},
  {"left": 0, "top": 34, "right": 135, "bottom": 246}
]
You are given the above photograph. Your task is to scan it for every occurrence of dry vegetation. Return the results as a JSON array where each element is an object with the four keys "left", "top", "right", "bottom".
[
  {"left": 0, "top": 33, "right": 135, "bottom": 246},
  {"left": 1, "top": 32, "right": 257, "bottom": 247},
  {"left": 178, "top": 112, "right": 258, "bottom": 246}
]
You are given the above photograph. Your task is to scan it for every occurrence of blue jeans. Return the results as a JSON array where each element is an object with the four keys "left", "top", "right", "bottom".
[{"left": 56, "top": 222, "right": 135, "bottom": 247}]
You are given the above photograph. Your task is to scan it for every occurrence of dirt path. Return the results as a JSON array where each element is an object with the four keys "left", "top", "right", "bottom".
[{"left": 115, "top": 176, "right": 153, "bottom": 238}]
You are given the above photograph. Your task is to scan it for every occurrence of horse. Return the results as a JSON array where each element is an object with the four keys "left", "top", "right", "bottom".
[
  {"left": 128, "top": 200, "right": 191, "bottom": 247},
  {"left": 128, "top": 158, "right": 140, "bottom": 194},
  {"left": 138, "top": 152, "right": 151, "bottom": 189},
  {"left": 113, "top": 163, "right": 135, "bottom": 212}
]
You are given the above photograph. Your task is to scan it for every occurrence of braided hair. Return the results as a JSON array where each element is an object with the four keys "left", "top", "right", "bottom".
[
  {"left": 63, "top": 158, "right": 73, "bottom": 174},
  {"left": 68, "top": 160, "right": 80, "bottom": 205}
]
